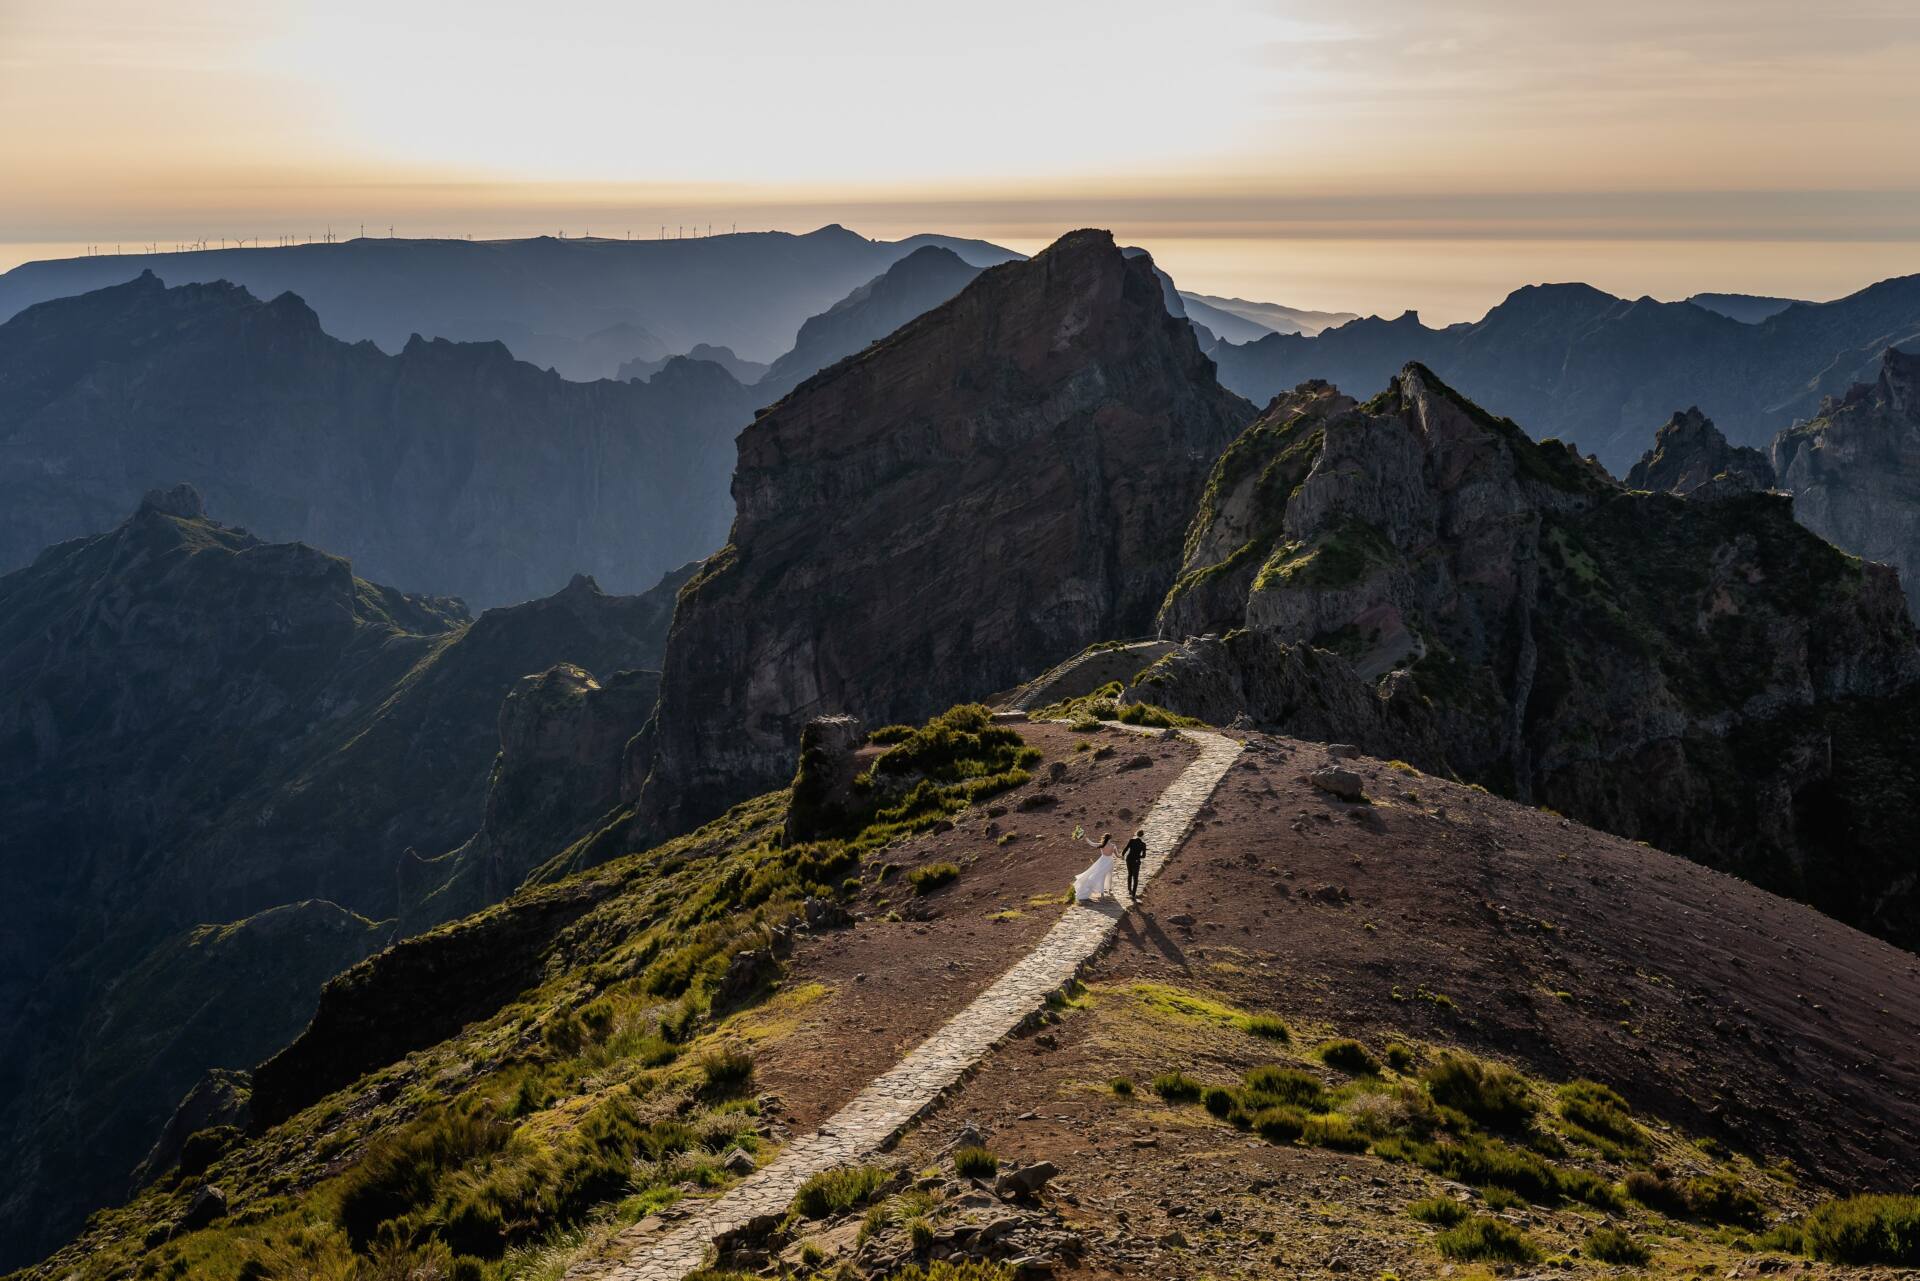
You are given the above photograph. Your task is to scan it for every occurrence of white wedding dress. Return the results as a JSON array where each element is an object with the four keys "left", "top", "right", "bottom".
[{"left": 1073, "top": 849, "right": 1117, "bottom": 902}]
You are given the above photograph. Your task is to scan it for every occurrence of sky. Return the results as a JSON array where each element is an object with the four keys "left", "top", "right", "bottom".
[{"left": 3, "top": 0, "right": 1919, "bottom": 321}]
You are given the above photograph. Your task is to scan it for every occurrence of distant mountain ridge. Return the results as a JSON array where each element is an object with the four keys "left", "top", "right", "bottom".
[
  {"left": 0, "top": 226, "right": 1023, "bottom": 377},
  {"left": 1204, "top": 274, "right": 1920, "bottom": 470},
  {"left": 0, "top": 271, "right": 756, "bottom": 607}
]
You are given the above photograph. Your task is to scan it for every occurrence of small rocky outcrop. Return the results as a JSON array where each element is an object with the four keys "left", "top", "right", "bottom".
[
  {"left": 1148, "top": 363, "right": 1920, "bottom": 946},
  {"left": 1773, "top": 347, "right": 1920, "bottom": 621},
  {"left": 639, "top": 229, "right": 1253, "bottom": 835},
  {"left": 1626, "top": 407, "right": 1775, "bottom": 497}
]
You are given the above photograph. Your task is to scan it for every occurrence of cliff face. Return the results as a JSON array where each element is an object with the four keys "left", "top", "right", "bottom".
[
  {"left": 1626, "top": 407, "right": 1776, "bottom": 497},
  {"left": 1148, "top": 365, "right": 1920, "bottom": 946},
  {"left": 0, "top": 272, "right": 757, "bottom": 607},
  {"left": 640, "top": 230, "right": 1253, "bottom": 832},
  {"left": 0, "top": 496, "right": 664, "bottom": 1269},
  {"left": 1773, "top": 348, "right": 1920, "bottom": 621}
]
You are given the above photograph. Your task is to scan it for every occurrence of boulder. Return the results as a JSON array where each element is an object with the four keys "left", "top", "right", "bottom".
[
  {"left": 1310, "top": 767, "right": 1366, "bottom": 802},
  {"left": 994, "top": 1161, "right": 1059, "bottom": 1199}
]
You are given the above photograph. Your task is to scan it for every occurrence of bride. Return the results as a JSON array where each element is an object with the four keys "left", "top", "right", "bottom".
[{"left": 1071, "top": 828, "right": 1116, "bottom": 902}]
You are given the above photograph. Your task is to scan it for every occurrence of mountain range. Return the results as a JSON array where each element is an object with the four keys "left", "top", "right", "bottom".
[
  {"left": 1204, "top": 275, "right": 1920, "bottom": 471},
  {"left": 0, "top": 271, "right": 756, "bottom": 607},
  {"left": 0, "top": 227, "right": 1024, "bottom": 378}
]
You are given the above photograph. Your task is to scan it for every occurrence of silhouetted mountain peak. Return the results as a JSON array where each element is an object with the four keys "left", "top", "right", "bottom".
[{"left": 136, "top": 483, "right": 206, "bottom": 521}]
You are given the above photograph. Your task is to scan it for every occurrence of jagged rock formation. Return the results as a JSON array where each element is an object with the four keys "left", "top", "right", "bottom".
[
  {"left": 640, "top": 230, "right": 1254, "bottom": 833},
  {"left": 1773, "top": 348, "right": 1920, "bottom": 621},
  {"left": 0, "top": 226, "right": 1024, "bottom": 375},
  {"left": 616, "top": 342, "right": 768, "bottom": 385},
  {"left": 1626, "top": 407, "right": 1776, "bottom": 497},
  {"left": 1147, "top": 365, "right": 1920, "bottom": 946},
  {"left": 0, "top": 495, "right": 664, "bottom": 1269},
  {"left": 755, "top": 245, "right": 984, "bottom": 402},
  {"left": 0, "top": 272, "right": 758, "bottom": 606},
  {"left": 1204, "top": 275, "right": 1920, "bottom": 471}
]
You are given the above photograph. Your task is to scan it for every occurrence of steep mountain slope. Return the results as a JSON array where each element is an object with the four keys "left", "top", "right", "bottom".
[
  {"left": 1205, "top": 274, "right": 1920, "bottom": 470},
  {"left": 754, "top": 245, "right": 984, "bottom": 402},
  {"left": 638, "top": 229, "right": 1254, "bottom": 834},
  {"left": 0, "top": 493, "right": 664, "bottom": 1269},
  {"left": 18, "top": 717, "right": 1918, "bottom": 1281},
  {"left": 1773, "top": 348, "right": 1920, "bottom": 621},
  {"left": 0, "top": 272, "right": 756, "bottom": 606},
  {"left": 1142, "top": 364, "right": 1920, "bottom": 946},
  {"left": 0, "top": 227, "right": 1024, "bottom": 375},
  {"left": 1625, "top": 407, "right": 1776, "bottom": 496}
]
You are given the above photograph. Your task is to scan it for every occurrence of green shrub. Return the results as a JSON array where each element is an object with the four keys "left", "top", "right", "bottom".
[
  {"left": 1422, "top": 1053, "right": 1535, "bottom": 1131},
  {"left": 908, "top": 863, "right": 961, "bottom": 893},
  {"left": 952, "top": 1146, "right": 999, "bottom": 1178},
  {"left": 792, "top": 1165, "right": 889, "bottom": 1218},
  {"left": 1202, "top": 1086, "right": 1237, "bottom": 1118},
  {"left": 699, "top": 1047, "right": 754, "bottom": 1096},
  {"left": 1752, "top": 1223, "right": 1806, "bottom": 1254},
  {"left": 1585, "top": 1226, "right": 1651, "bottom": 1265},
  {"left": 1244, "top": 1014, "right": 1290, "bottom": 1041},
  {"left": 1241, "top": 1065, "right": 1326, "bottom": 1110},
  {"left": 1108, "top": 1077, "right": 1134, "bottom": 1096},
  {"left": 1480, "top": 1186, "right": 1524, "bottom": 1211},
  {"left": 1435, "top": 1217, "right": 1539, "bottom": 1263},
  {"left": 885, "top": 1262, "right": 1017, "bottom": 1281},
  {"left": 177, "top": 1125, "right": 241, "bottom": 1177},
  {"left": 1303, "top": 1113, "right": 1369, "bottom": 1152},
  {"left": 1408, "top": 1196, "right": 1468, "bottom": 1226},
  {"left": 1252, "top": 1106, "right": 1307, "bottom": 1142},
  {"left": 907, "top": 1216, "right": 936, "bottom": 1250},
  {"left": 1625, "top": 1170, "right": 1689, "bottom": 1215},
  {"left": 1317, "top": 1039, "right": 1382, "bottom": 1075},
  {"left": 1150, "top": 1071, "right": 1204, "bottom": 1103},
  {"left": 1383, "top": 1041, "right": 1415, "bottom": 1072},
  {"left": 1557, "top": 1079, "right": 1645, "bottom": 1155},
  {"left": 1686, "top": 1171, "right": 1767, "bottom": 1227},
  {"left": 868, "top": 724, "right": 916, "bottom": 744},
  {"left": 334, "top": 1111, "right": 508, "bottom": 1247},
  {"left": 1113, "top": 701, "right": 1199, "bottom": 728}
]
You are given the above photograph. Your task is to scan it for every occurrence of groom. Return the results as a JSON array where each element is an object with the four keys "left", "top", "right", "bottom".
[{"left": 1122, "top": 828, "right": 1148, "bottom": 900}]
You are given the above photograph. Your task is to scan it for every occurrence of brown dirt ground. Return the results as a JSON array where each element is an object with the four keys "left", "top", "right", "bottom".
[
  {"left": 753, "top": 722, "right": 1197, "bottom": 1132},
  {"left": 871, "top": 734, "right": 1920, "bottom": 1279}
]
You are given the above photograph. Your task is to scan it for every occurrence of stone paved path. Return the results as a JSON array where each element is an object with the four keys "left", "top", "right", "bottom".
[{"left": 574, "top": 726, "right": 1243, "bottom": 1281}]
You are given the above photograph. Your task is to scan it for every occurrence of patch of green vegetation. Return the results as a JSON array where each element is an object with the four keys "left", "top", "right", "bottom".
[
  {"left": 1252, "top": 517, "right": 1398, "bottom": 593},
  {"left": 792, "top": 1165, "right": 890, "bottom": 1219},
  {"left": 1407, "top": 1196, "right": 1468, "bottom": 1226},
  {"left": 1434, "top": 1216, "right": 1540, "bottom": 1263},
  {"left": 1150, "top": 1071, "right": 1205, "bottom": 1103},
  {"left": 1317, "top": 1039, "right": 1382, "bottom": 1075},
  {"left": 1800, "top": 1195, "right": 1920, "bottom": 1265},
  {"left": 907, "top": 862, "right": 960, "bottom": 894},
  {"left": 1585, "top": 1225, "right": 1652, "bottom": 1265},
  {"left": 1556, "top": 1079, "right": 1646, "bottom": 1157},
  {"left": 1252, "top": 1106, "right": 1307, "bottom": 1142},
  {"left": 1029, "top": 681, "right": 1198, "bottom": 728},
  {"left": 1421, "top": 1052, "right": 1535, "bottom": 1131},
  {"left": 1245, "top": 1013, "right": 1290, "bottom": 1041},
  {"left": 884, "top": 1262, "right": 1015, "bottom": 1281},
  {"left": 1108, "top": 1077, "right": 1134, "bottom": 1097},
  {"left": 952, "top": 1146, "right": 999, "bottom": 1179}
]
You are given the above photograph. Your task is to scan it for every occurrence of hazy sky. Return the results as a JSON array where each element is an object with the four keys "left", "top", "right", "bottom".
[{"left": 4, "top": 0, "right": 1918, "bottom": 320}]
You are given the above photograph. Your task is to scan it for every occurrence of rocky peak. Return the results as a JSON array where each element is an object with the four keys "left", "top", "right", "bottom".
[
  {"left": 1625, "top": 407, "right": 1776, "bottom": 497},
  {"left": 1773, "top": 346, "right": 1920, "bottom": 620},
  {"left": 638, "top": 228, "right": 1253, "bottom": 833},
  {"left": 137, "top": 482, "right": 207, "bottom": 521},
  {"left": 755, "top": 244, "right": 983, "bottom": 401},
  {"left": 1146, "top": 364, "right": 1920, "bottom": 945}
]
